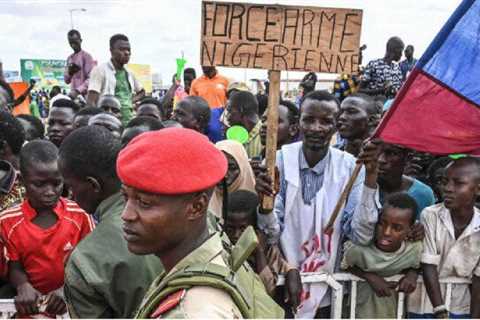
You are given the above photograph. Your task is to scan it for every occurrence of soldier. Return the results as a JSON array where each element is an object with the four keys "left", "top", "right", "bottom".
[
  {"left": 117, "top": 128, "right": 284, "bottom": 318},
  {"left": 58, "top": 126, "right": 163, "bottom": 318}
]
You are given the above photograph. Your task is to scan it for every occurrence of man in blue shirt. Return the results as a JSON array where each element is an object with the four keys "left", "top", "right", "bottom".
[
  {"left": 377, "top": 143, "right": 435, "bottom": 218},
  {"left": 399, "top": 45, "right": 417, "bottom": 80}
]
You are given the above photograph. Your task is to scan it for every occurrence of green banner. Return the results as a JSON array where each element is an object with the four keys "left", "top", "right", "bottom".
[{"left": 20, "top": 59, "right": 67, "bottom": 89}]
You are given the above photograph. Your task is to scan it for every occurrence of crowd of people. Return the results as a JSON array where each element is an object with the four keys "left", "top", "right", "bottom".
[{"left": 0, "top": 29, "right": 478, "bottom": 319}]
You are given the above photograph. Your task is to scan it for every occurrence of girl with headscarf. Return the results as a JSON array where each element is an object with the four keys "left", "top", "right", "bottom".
[{"left": 209, "top": 140, "right": 256, "bottom": 219}]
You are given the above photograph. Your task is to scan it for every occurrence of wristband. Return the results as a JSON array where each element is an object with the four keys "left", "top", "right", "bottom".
[{"left": 433, "top": 304, "right": 447, "bottom": 314}]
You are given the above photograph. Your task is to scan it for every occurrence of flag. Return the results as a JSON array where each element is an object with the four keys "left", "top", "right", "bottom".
[{"left": 375, "top": 0, "right": 480, "bottom": 156}]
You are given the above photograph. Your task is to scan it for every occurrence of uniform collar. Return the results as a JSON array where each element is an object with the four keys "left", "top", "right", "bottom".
[
  {"left": 167, "top": 232, "right": 223, "bottom": 277},
  {"left": 22, "top": 198, "right": 64, "bottom": 221},
  {"left": 94, "top": 192, "right": 124, "bottom": 222}
]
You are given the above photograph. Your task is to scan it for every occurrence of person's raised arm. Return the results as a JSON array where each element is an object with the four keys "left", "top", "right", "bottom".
[
  {"left": 86, "top": 91, "right": 100, "bottom": 108},
  {"left": 13, "top": 79, "right": 35, "bottom": 107},
  {"left": 160, "top": 74, "right": 180, "bottom": 112},
  {"left": 349, "top": 140, "right": 381, "bottom": 245},
  {"left": 256, "top": 152, "right": 284, "bottom": 245}
]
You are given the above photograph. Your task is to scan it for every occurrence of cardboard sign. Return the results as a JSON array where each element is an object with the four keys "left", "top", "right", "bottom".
[{"left": 201, "top": 1, "right": 363, "bottom": 74}]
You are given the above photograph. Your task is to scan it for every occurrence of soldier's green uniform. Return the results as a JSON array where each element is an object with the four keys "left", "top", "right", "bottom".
[
  {"left": 115, "top": 128, "right": 284, "bottom": 319},
  {"left": 64, "top": 192, "right": 164, "bottom": 318},
  {"left": 135, "top": 230, "right": 284, "bottom": 319}
]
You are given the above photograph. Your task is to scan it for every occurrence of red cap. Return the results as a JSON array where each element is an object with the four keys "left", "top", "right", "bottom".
[{"left": 117, "top": 128, "right": 227, "bottom": 194}]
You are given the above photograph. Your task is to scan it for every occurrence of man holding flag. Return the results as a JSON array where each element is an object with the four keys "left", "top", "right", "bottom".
[{"left": 373, "top": 0, "right": 480, "bottom": 317}]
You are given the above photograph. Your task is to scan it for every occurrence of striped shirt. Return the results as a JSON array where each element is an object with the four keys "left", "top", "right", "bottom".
[
  {"left": 278, "top": 148, "right": 329, "bottom": 205},
  {"left": 0, "top": 198, "right": 94, "bottom": 293},
  {"left": 299, "top": 149, "right": 328, "bottom": 205},
  {"left": 244, "top": 121, "right": 263, "bottom": 159},
  {"left": 271, "top": 145, "right": 364, "bottom": 241}
]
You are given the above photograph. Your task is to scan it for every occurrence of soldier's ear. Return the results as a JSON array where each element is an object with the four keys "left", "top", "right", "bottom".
[{"left": 186, "top": 191, "right": 209, "bottom": 221}]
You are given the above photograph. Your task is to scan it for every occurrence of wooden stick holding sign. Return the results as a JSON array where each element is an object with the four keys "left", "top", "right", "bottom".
[
  {"left": 200, "top": 0, "right": 363, "bottom": 211},
  {"left": 261, "top": 70, "right": 281, "bottom": 211}
]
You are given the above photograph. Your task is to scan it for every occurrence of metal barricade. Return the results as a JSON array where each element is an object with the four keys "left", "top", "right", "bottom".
[
  {"left": 0, "top": 299, "right": 16, "bottom": 319},
  {"left": 0, "top": 300, "right": 69, "bottom": 319},
  {"left": 278, "top": 272, "right": 471, "bottom": 319},
  {"left": 0, "top": 274, "right": 471, "bottom": 318}
]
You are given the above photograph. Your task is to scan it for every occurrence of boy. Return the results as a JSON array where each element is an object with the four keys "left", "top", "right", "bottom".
[
  {"left": 0, "top": 140, "right": 94, "bottom": 317},
  {"left": 224, "top": 190, "right": 302, "bottom": 313},
  {"left": 46, "top": 98, "right": 79, "bottom": 147},
  {"left": 98, "top": 95, "right": 122, "bottom": 120},
  {"left": 409, "top": 157, "right": 480, "bottom": 318},
  {"left": 341, "top": 192, "right": 422, "bottom": 319},
  {"left": 0, "top": 111, "right": 25, "bottom": 212},
  {"left": 121, "top": 116, "right": 164, "bottom": 149}
]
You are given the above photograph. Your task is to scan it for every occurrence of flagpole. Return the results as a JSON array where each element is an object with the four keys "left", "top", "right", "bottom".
[{"left": 324, "top": 163, "right": 362, "bottom": 235}]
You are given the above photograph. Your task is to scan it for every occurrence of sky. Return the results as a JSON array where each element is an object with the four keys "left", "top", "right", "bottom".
[{"left": 0, "top": 0, "right": 462, "bottom": 85}]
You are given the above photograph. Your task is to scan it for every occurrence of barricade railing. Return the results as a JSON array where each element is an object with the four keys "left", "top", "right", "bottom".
[
  {"left": 0, "top": 299, "right": 15, "bottom": 319},
  {"left": 0, "top": 274, "right": 471, "bottom": 319},
  {"left": 0, "top": 300, "right": 68, "bottom": 319},
  {"left": 277, "top": 272, "right": 471, "bottom": 319}
]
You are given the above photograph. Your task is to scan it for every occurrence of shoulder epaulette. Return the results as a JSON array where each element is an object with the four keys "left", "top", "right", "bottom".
[{"left": 150, "top": 289, "right": 186, "bottom": 318}]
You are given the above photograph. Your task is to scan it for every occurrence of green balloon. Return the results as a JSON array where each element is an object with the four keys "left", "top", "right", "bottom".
[{"left": 226, "top": 126, "right": 249, "bottom": 144}]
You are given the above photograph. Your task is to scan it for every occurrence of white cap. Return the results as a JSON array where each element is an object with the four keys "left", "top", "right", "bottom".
[{"left": 50, "top": 94, "right": 71, "bottom": 106}]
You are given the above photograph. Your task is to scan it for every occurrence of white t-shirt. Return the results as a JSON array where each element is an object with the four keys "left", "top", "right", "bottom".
[{"left": 408, "top": 203, "right": 480, "bottom": 315}]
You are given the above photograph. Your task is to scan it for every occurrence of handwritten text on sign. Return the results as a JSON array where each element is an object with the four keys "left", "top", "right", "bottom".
[{"left": 201, "top": 1, "right": 363, "bottom": 74}]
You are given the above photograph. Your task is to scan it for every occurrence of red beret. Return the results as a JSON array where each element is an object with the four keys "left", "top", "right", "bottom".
[{"left": 117, "top": 128, "right": 227, "bottom": 194}]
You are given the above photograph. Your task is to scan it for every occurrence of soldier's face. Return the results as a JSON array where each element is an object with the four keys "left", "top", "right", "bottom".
[{"left": 120, "top": 185, "right": 203, "bottom": 256}]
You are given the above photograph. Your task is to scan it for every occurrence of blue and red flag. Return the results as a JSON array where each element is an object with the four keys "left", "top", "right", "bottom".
[{"left": 375, "top": 0, "right": 480, "bottom": 155}]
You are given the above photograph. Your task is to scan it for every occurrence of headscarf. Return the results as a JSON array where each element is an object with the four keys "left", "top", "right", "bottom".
[{"left": 209, "top": 140, "right": 256, "bottom": 218}]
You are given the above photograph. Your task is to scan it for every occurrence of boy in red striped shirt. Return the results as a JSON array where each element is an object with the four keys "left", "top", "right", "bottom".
[{"left": 0, "top": 140, "right": 94, "bottom": 317}]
